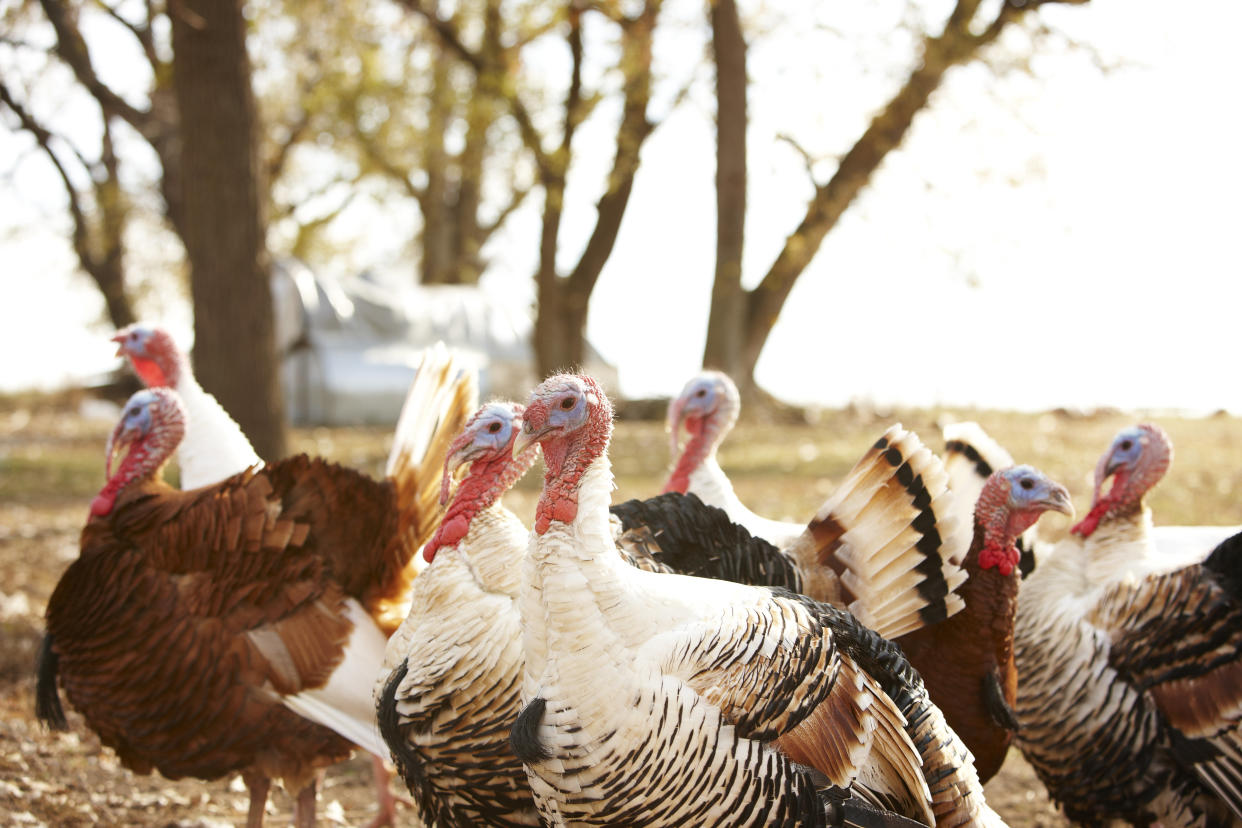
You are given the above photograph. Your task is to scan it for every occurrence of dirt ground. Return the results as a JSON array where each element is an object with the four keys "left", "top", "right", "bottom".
[{"left": 3, "top": 392, "right": 1174, "bottom": 826}]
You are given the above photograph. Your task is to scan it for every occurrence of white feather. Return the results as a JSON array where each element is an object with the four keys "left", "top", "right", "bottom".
[
  {"left": 281, "top": 598, "right": 389, "bottom": 759},
  {"left": 173, "top": 375, "right": 262, "bottom": 489}
]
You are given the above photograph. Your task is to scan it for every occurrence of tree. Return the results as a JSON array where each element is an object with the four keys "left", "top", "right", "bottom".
[
  {"left": 402, "top": 0, "right": 666, "bottom": 377},
  {"left": 702, "top": 0, "right": 1090, "bottom": 404},
  {"left": 0, "top": 84, "right": 136, "bottom": 329},
  {"left": 2, "top": 0, "right": 285, "bottom": 453},
  {"left": 703, "top": 0, "right": 747, "bottom": 380},
  {"left": 172, "top": 0, "right": 287, "bottom": 460},
  {"left": 253, "top": 0, "right": 532, "bottom": 285}
]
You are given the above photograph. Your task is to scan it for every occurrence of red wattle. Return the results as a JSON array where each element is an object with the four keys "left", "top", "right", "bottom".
[
  {"left": 90, "top": 492, "right": 115, "bottom": 517},
  {"left": 978, "top": 542, "right": 1018, "bottom": 576},
  {"left": 535, "top": 497, "right": 578, "bottom": 534},
  {"left": 1071, "top": 505, "right": 1106, "bottom": 537},
  {"left": 424, "top": 514, "right": 471, "bottom": 562}
]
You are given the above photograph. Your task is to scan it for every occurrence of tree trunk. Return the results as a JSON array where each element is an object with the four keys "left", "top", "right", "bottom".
[
  {"left": 726, "top": 0, "right": 1051, "bottom": 400},
  {"left": 701, "top": 0, "right": 748, "bottom": 380},
  {"left": 420, "top": 39, "right": 454, "bottom": 284},
  {"left": 94, "top": 122, "right": 136, "bottom": 329},
  {"left": 532, "top": 276, "right": 590, "bottom": 377},
  {"left": 171, "top": 0, "right": 287, "bottom": 460},
  {"left": 532, "top": 0, "right": 659, "bottom": 379}
]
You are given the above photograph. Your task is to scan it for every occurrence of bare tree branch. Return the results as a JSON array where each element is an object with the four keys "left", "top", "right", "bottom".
[
  {"left": 0, "top": 79, "right": 135, "bottom": 326},
  {"left": 739, "top": 0, "right": 1082, "bottom": 371},
  {"left": 0, "top": 80, "right": 89, "bottom": 249},
  {"left": 480, "top": 186, "right": 532, "bottom": 237},
  {"left": 38, "top": 0, "right": 149, "bottom": 130},
  {"left": 775, "top": 133, "right": 818, "bottom": 183},
  {"left": 395, "top": 0, "right": 552, "bottom": 174},
  {"left": 92, "top": 0, "right": 159, "bottom": 69},
  {"left": 563, "top": 0, "right": 660, "bottom": 295}
]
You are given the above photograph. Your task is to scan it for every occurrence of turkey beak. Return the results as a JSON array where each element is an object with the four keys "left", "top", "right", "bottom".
[
  {"left": 513, "top": 421, "right": 551, "bottom": 458},
  {"left": 440, "top": 444, "right": 482, "bottom": 505},
  {"left": 104, "top": 422, "right": 135, "bottom": 480},
  {"left": 1041, "top": 483, "right": 1075, "bottom": 519},
  {"left": 666, "top": 395, "right": 687, "bottom": 456},
  {"left": 1089, "top": 450, "right": 1123, "bottom": 508},
  {"left": 111, "top": 332, "right": 128, "bottom": 358}
]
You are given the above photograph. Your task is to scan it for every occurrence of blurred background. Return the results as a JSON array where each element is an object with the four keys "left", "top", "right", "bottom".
[{"left": 2, "top": 0, "right": 1239, "bottom": 452}]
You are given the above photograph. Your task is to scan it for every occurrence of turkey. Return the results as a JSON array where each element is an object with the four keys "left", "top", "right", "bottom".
[
  {"left": 375, "top": 401, "right": 543, "bottom": 827},
  {"left": 893, "top": 464, "right": 1072, "bottom": 783},
  {"left": 941, "top": 422, "right": 1044, "bottom": 578},
  {"left": 510, "top": 373, "right": 1004, "bottom": 827},
  {"left": 663, "top": 370, "right": 808, "bottom": 547},
  {"left": 112, "top": 330, "right": 474, "bottom": 822},
  {"left": 36, "top": 358, "right": 475, "bottom": 827},
  {"left": 112, "top": 322, "right": 262, "bottom": 489},
  {"left": 1013, "top": 423, "right": 1242, "bottom": 825},
  {"left": 620, "top": 421, "right": 972, "bottom": 642}
]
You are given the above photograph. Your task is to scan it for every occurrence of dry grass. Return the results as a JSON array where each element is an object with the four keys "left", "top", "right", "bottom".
[{"left": 2, "top": 391, "right": 1240, "bottom": 826}]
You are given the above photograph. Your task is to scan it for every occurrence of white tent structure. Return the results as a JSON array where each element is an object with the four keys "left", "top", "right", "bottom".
[{"left": 272, "top": 261, "right": 618, "bottom": 425}]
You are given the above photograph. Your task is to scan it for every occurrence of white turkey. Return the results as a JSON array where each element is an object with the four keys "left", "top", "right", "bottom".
[
  {"left": 112, "top": 323, "right": 262, "bottom": 489},
  {"left": 1013, "top": 422, "right": 1242, "bottom": 826},
  {"left": 375, "top": 401, "right": 543, "bottom": 827},
  {"left": 510, "top": 373, "right": 1004, "bottom": 827},
  {"left": 664, "top": 370, "right": 807, "bottom": 547}
]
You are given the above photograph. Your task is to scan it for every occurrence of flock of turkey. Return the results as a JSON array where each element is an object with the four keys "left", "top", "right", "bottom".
[{"left": 32, "top": 322, "right": 1242, "bottom": 828}]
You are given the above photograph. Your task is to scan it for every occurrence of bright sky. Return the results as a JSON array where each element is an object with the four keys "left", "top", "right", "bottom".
[{"left": 2, "top": 0, "right": 1239, "bottom": 413}]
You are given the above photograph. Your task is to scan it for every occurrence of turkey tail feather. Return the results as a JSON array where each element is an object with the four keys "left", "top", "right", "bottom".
[
  {"left": 35, "top": 634, "right": 68, "bottom": 731},
  {"left": 788, "top": 424, "right": 970, "bottom": 640},
  {"left": 377, "top": 343, "right": 478, "bottom": 628},
  {"left": 611, "top": 492, "right": 802, "bottom": 591}
]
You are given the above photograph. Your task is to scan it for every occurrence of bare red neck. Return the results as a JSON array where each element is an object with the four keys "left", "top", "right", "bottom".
[
  {"left": 534, "top": 383, "right": 613, "bottom": 535},
  {"left": 663, "top": 414, "right": 716, "bottom": 494},
  {"left": 89, "top": 426, "right": 181, "bottom": 517},
  {"left": 424, "top": 446, "right": 539, "bottom": 562}
]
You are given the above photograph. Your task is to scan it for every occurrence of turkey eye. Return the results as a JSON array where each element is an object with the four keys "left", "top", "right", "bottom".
[
  {"left": 1119, "top": 440, "right": 1132, "bottom": 451},
  {"left": 695, "top": 389, "right": 706, "bottom": 397},
  {"left": 560, "top": 398, "right": 575, "bottom": 410},
  {"left": 488, "top": 422, "right": 502, "bottom": 433},
  {"left": 1019, "top": 478, "right": 1034, "bottom": 490}
]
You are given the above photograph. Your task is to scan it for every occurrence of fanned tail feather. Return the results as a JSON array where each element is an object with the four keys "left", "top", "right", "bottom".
[
  {"left": 788, "top": 425, "right": 970, "bottom": 641},
  {"left": 376, "top": 343, "right": 478, "bottom": 628}
]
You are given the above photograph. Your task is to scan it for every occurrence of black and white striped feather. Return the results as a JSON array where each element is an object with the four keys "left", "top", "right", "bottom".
[{"left": 1015, "top": 529, "right": 1242, "bottom": 826}]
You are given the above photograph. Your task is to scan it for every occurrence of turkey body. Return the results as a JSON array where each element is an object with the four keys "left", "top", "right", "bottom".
[
  {"left": 377, "top": 506, "right": 538, "bottom": 827},
  {"left": 1014, "top": 424, "right": 1242, "bottom": 826},
  {"left": 1015, "top": 530, "right": 1242, "bottom": 826},
  {"left": 894, "top": 529, "right": 1019, "bottom": 784},
  {"left": 40, "top": 455, "right": 417, "bottom": 793}
]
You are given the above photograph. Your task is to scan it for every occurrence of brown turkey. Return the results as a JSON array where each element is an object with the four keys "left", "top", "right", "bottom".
[
  {"left": 37, "top": 362, "right": 475, "bottom": 827},
  {"left": 895, "top": 464, "right": 1072, "bottom": 783}
]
